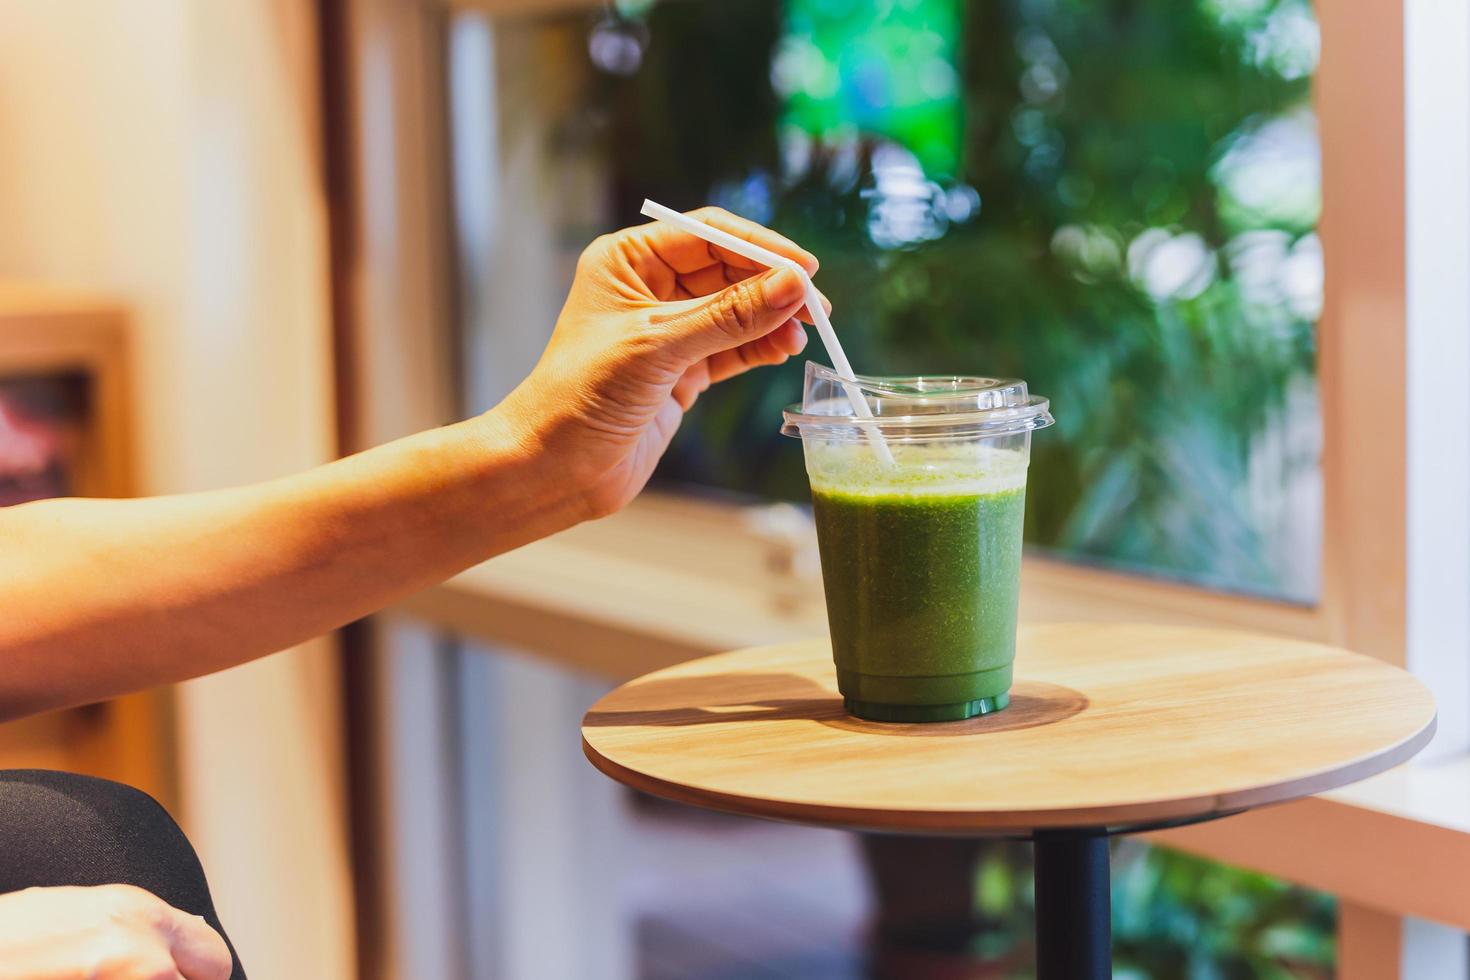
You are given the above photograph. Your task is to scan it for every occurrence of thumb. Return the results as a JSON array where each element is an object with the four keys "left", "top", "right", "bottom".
[
  {"left": 660, "top": 267, "right": 808, "bottom": 363},
  {"left": 167, "top": 909, "right": 232, "bottom": 980}
]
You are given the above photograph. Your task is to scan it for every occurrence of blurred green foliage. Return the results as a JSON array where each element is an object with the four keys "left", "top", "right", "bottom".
[
  {"left": 779, "top": 0, "right": 963, "bottom": 174},
  {"left": 967, "top": 843, "right": 1335, "bottom": 978},
  {"left": 1112, "top": 845, "right": 1335, "bottom": 979}
]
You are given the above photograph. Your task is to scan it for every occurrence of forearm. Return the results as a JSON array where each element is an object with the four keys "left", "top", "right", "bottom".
[
  {"left": 0, "top": 208, "right": 817, "bottom": 720},
  {"left": 0, "top": 408, "right": 583, "bottom": 719}
]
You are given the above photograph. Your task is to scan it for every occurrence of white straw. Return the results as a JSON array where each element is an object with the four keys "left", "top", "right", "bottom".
[{"left": 640, "top": 200, "right": 894, "bottom": 467}]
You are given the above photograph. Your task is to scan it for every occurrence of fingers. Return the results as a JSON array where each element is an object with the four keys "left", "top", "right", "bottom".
[
  {"left": 804, "top": 287, "right": 833, "bottom": 325},
  {"left": 704, "top": 320, "right": 808, "bottom": 385},
  {"left": 674, "top": 262, "right": 745, "bottom": 298},
  {"left": 671, "top": 366, "right": 709, "bottom": 411},
  {"left": 655, "top": 266, "right": 809, "bottom": 364},
  {"left": 164, "top": 907, "right": 232, "bottom": 980},
  {"left": 634, "top": 206, "right": 818, "bottom": 277},
  {"left": 672, "top": 263, "right": 831, "bottom": 325},
  {"left": 670, "top": 320, "right": 807, "bottom": 414},
  {"left": 769, "top": 317, "right": 811, "bottom": 356}
]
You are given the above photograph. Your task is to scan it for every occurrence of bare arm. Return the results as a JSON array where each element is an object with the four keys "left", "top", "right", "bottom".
[
  {"left": 0, "top": 412, "right": 573, "bottom": 719},
  {"left": 0, "top": 210, "right": 820, "bottom": 721}
]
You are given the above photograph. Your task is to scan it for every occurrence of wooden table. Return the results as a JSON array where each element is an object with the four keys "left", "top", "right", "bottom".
[{"left": 582, "top": 623, "right": 1436, "bottom": 978}]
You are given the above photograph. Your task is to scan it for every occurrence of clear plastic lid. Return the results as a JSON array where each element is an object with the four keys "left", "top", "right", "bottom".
[{"left": 780, "top": 361, "right": 1054, "bottom": 441}]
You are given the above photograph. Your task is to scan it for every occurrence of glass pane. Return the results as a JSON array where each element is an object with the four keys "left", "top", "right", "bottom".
[{"left": 451, "top": 0, "right": 1322, "bottom": 604}]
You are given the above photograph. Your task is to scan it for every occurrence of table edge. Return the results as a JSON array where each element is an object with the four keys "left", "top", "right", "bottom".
[{"left": 581, "top": 712, "right": 1437, "bottom": 835}]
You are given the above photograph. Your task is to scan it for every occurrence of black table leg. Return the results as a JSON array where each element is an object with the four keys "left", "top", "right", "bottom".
[{"left": 1032, "top": 831, "right": 1111, "bottom": 980}]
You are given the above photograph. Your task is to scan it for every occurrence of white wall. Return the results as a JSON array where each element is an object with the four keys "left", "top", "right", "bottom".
[{"left": 0, "top": 3, "right": 355, "bottom": 977}]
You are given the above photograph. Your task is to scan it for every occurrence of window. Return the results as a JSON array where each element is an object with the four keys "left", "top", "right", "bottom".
[{"left": 454, "top": 0, "right": 1322, "bottom": 603}]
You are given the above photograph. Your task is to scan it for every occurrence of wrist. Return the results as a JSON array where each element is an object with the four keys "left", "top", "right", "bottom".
[{"left": 465, "top": 401, "right": 598, "bottom": 532}]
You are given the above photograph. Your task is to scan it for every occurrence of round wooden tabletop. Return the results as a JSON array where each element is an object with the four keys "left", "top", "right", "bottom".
[{"left": 582, "top": 623, "right": 1436, "bottom": 834}]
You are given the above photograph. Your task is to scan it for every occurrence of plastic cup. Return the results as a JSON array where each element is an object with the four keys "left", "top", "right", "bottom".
[{"left": 781, "top": 362, "right": 1054, "bottom": 722}]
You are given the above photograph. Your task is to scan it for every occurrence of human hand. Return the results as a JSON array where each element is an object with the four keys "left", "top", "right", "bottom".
[
  {"left": 0, "top": 885, "right": 231, "bottom": 980},
  {"left": 499, "top": 207, "right": 825, "bottom": 518}
]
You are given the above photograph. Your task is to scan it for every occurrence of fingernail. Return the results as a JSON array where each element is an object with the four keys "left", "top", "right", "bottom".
[{"left": 764, "top": 267, "right": 806, "bottom": 308}]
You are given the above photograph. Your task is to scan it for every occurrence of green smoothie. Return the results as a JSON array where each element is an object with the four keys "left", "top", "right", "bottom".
[{"left": 807, "top": 442, "right": 1028, "bottom": 722}]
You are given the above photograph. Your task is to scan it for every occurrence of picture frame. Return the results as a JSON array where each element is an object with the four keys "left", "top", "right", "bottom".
[{"left": 0, "top": 284, "right": 174, "bottom": 806}]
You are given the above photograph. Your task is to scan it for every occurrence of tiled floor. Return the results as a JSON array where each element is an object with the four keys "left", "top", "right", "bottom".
[{"left": 626, "top": 797, "right": 872, "bottom": 980}]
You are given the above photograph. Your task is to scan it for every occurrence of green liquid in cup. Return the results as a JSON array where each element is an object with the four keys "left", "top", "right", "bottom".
[{"left": 808, "top": 444, "right": 1027, "bottom": 722}]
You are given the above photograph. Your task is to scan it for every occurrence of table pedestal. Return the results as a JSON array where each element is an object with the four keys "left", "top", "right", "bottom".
[
  {"left": 864, "top": 834, "right": 1111, "bottom": 975},
  {"left": 1033, "top": 832, "right": 1110, "bottom": 980}
]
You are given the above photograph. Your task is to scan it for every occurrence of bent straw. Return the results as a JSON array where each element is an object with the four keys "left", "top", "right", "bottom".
[{"left": 640, "top": 199, "right": 895, "bottom": 467}]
